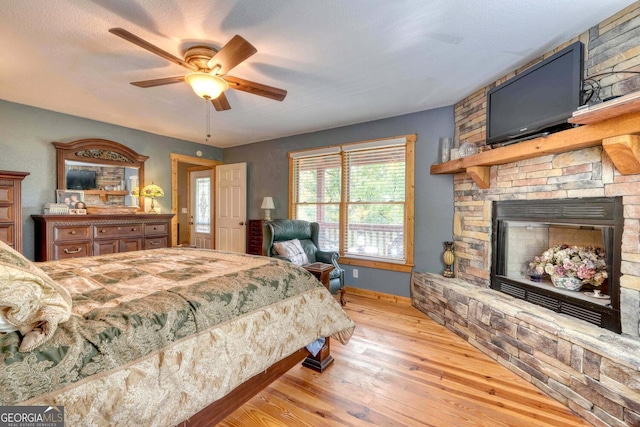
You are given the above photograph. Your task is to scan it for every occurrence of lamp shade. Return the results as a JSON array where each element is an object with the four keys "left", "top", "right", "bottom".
[
  {"left": 261, "top": 197, "right": 275, "bottom": 209},
  {"left": 185, "top": 72, "right": 229, "bottom": 100},
  {"left": 139, "top": 183, "right": 164, "bottom": 198}
]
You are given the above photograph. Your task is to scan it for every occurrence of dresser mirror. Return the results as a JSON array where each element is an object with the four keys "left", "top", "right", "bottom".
[{"left": 54, "top": 138, "right": 148, "bottom": 210}]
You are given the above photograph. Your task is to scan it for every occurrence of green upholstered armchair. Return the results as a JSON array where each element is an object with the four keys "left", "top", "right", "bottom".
[{"left": 262, "top": 219, "right": 345, "bottom": 305}]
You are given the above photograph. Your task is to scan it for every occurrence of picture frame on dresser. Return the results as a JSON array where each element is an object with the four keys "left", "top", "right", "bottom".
[{"left": 56, "top": 190, "right": 84, "bottom": 209}]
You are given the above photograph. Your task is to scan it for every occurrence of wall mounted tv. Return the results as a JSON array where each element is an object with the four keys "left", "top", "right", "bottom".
[
  {"left": 486, "top": 41, "right": 583, "bottom": 147},
  {"left": 66, "top": 169, "right": 97, "bottom": 190}
]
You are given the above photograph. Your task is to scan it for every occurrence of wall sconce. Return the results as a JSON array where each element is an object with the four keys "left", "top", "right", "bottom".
[{"left": 261, "top": 197, "right": 275, "bottom": 220}]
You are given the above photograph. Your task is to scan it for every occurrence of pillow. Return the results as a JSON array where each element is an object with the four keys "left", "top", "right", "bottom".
[
  {"left": 0, "top": 240, "right": 72, "bottom": 352},
  {"left": 273, "top": 239, "right": 310, "bottom": 266}
]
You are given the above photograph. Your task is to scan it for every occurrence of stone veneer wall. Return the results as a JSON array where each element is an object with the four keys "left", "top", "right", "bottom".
[
  {"left": 450, "top": 2, "right": 640, "bottom": 338},
  {"left": 455, "top": 3, "right": 640, "bottom": 147},
  {"left": 412, "top": 273, "right": 640, "bottom": 427},
  {"left": 411, "top": 3, "right": 640, "bottom": 426}
]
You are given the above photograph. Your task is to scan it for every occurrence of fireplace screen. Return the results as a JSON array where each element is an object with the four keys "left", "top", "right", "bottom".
[{"left": 491, "top": 197, "right": 622, "bottom": 333}]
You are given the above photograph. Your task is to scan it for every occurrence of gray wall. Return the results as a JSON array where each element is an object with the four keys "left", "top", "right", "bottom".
[
  {"left": 0, "top": 100, "right": 223, "bottom": 260},
  {"left": 224, "top": 106, "right": 455, "bottom": 297}
]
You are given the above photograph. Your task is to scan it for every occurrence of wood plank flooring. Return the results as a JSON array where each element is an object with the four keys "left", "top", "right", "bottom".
[{"left": 219, "top": 294, "right": 591, "bottom": 426}]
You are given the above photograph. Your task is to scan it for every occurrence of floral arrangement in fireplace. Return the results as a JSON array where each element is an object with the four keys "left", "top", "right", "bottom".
[{"left": 528, "top": 245, "right": 608, "bottom": 287}]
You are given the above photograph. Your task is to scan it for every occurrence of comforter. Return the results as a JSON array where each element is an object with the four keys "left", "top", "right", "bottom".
[{"left": 0, "top": 248, "right": 354, "bottom": 426}]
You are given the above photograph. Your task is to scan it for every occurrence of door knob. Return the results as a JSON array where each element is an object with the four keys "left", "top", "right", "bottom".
[{"left": 239, "top": 221, "right": 245, "bottom": 226}]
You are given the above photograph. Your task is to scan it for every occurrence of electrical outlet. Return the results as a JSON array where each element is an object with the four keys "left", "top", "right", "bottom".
[
  {"left": 353, "top": 269, "right": 358, "bottom": 278},
  {"left": 181, "top": 208, "right": 188, "bottom": 214}
]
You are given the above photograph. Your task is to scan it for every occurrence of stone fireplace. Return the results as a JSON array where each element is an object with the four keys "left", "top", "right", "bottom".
[
  {"left": 412, "top": 145, "right": 640, "bottom": 425},
  {"left": 491, "top": 197, "right": 623, "bottom": 333},
  {"left": 412, "top": 5, "right": 640, "bottom": 424}
]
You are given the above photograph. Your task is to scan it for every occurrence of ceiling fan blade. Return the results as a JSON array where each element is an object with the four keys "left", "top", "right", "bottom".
[
  {"left": 211, "top": 93, "right": 231, "bottom": 111},
  {"left": 207, "top": 35, "right": 257, "bottom": 75},
  {"left": 224, "top": 76, "right": 287, "bottom": 101},
  {"left": 131, "top": 76, "right": 185, "bottom": 88},
  {"left": 109, "top": 28, "right": 197, "bottom": 72}
]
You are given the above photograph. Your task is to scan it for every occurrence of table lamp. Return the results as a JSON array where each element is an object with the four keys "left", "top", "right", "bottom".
[
  {"left": 138, "top": 182, "right": 164, "bottom": 214},
  {"left": 261, "top": 197, "right": 275, "bottom": 220}
]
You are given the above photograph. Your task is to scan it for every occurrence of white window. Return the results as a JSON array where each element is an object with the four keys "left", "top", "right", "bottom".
[{"left": 290, "top": 135, "right": 415, "bottom": 271}]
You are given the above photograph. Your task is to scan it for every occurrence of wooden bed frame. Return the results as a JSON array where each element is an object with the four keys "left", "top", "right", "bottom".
[{"left": 180, "top": 338, "right": 332, "bottom": 426}]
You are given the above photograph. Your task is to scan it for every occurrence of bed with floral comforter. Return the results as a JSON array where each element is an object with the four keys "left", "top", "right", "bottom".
[{"left": 0, "top": 246, "right": 354, "bottom": 426}]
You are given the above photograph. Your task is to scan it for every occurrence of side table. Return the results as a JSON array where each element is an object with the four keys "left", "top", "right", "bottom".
[
  {"left": 302, "top": 262, "right": 336, "bottom": 372},
  {"left": 303, "top": 262, "right": 334, "bottom": 291}
]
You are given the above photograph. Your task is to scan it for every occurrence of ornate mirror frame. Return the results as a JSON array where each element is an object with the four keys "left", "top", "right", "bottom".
[{"left": 53, "top": 138, "right": 148, "bottom": 211}]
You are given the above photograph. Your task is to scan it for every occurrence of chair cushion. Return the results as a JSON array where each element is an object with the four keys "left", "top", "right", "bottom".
[{"left": 272, "top": 239, "right": 310, "bottom": 265}]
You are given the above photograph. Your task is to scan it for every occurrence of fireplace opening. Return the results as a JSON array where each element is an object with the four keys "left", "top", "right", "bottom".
[{"left": 491, "top": 197, "right": 622, "bottom": 333}]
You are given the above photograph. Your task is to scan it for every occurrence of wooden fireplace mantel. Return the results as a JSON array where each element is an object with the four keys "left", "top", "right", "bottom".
[{"left": 430, "top": 107, "right": 640, "bottom": 189}]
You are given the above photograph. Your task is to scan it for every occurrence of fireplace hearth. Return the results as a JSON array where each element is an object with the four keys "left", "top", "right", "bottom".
[{"left": 491, "top": 197, "right": 623, "bottom": 333}]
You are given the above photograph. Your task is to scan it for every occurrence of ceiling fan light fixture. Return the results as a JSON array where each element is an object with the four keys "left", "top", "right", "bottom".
[{"left": 185, "top": 72, "right": 229, "bottom": 100}]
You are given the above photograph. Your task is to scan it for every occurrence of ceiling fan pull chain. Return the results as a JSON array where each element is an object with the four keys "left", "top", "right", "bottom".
[{"left": 206, "top": 99, "right": 211, "bottom": 142}]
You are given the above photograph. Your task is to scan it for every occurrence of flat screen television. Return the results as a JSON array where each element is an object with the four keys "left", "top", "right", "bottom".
[
  {"left": 486, "top": 41, "right": 583, "bottom": 147},
  {"left": 66, "top": 169, "right": 97, "bottom": 190}
]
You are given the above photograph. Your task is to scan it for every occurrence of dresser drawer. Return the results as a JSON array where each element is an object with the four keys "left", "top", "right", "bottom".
[
  {"left": 145, "top": 236, "right": 167, "bottom": 249},
  {"left": 94, "top": 224, "right": 142, "bottom": 238},
  {"left": 145, "top": 223, "right": 168, "bottom": 235},
  {"left": 0, "top": 186, "right": 13, "bottom": 204},
  {"left": 54, "top": 242, "right": 91, "bottom": 259},
  {"left": 54, "top": 225, "right": 91, "bottom": 241},
  {"left": 0, "top": 205, "right": 13, "bottom": 222},
  {"left": 0, "top": 225, "right": 13, "bottom": 247}
]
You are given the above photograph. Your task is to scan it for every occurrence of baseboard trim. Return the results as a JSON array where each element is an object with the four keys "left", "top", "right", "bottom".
[{"left": 345, "top": 286, "right": 411, "bottom": 305}]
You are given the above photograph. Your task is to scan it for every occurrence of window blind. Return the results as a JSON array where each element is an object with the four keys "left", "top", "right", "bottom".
[{"left": 343, "top": 145, "right": 406, "bottom": 261}]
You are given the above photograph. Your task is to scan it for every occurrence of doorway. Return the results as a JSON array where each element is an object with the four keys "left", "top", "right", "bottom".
[{"left": 170, "top": 153, "right": 221, "bottom": 247}]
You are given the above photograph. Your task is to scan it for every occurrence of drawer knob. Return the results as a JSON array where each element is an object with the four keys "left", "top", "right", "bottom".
[
  {"left": 150, "top": 241, "right": 160, "bottom": 245},
  {"left": 64, "top": 248, "right": 82, "bottom": 254},
  {"left": 69, "top": 231, "right": 76, "bottom": 235},
  {"left": 100, "top": 229, "right": 106, "bottom": 233}
]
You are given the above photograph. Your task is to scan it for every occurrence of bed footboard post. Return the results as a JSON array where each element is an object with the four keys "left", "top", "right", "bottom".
[{"left": 302, "top": 337, "right": 334, "bottom": 372}]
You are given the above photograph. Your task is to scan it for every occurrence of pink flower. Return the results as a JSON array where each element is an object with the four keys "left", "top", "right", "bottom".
[{"left": 528, "top": 245, "right": 608, "bottom": 287}]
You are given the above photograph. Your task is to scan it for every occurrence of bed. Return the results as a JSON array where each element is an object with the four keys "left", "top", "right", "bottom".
[{"left": 0, "top": 243, "right": 355, "bottom": 426}]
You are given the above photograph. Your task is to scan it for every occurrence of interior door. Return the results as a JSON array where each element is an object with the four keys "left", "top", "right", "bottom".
[
  {"left": 189, "top": 168, "right": 214, "bottom": 249},
  {"left": 215, "top": 163, "right": 247, "bottom": 252}
]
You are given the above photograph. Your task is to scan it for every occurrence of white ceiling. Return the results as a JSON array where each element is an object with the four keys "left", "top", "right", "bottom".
[{"left": 0, "top": 1, "right": 635, "bottom": 148}]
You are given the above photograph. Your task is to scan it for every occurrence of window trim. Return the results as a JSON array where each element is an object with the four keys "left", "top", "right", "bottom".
[{"left": 289, "top": 134, "right": 415, "bottom": 272}]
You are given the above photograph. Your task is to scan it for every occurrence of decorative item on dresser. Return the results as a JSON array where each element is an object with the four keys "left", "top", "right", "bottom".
[
  {"left": 246, "top": 219, "right": 265, "bottom": 255},
  {"left": 133, "top": 182, "right": 164, "bottom": 214},
  {"left": 31, "top": 213, "right": 174, "bottom": 261},
  {"left": 0, "top": 171, "right": 29, "bottom": 253}
]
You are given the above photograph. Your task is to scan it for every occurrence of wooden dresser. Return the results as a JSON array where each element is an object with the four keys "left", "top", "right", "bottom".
[
  {"left": 32, "top": 213, "right": 174, "bottom": 261},
  {"left": 0, "top": 171, "right": 29, "bottom": 253},
  {"left": 247, "top": 219, "right": 265, "bottom": 255}
]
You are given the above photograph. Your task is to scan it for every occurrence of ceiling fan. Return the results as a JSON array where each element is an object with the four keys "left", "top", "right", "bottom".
[{"left": 109, "top": 28, "right": 287, "bottom": 111}]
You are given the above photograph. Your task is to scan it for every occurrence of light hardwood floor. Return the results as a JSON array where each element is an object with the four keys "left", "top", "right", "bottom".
[{"left": 219, "top": 293, "right": 591, "bottom": 426}]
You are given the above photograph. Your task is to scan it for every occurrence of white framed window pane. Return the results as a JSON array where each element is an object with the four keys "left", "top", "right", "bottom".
[
  {"left": 294, "top": 155, "right": 341, "bottom": 204},
  {"left": 346, "top": 146, "right": 405, "bottom": 203},
  {"left": 195, "top": 177, "right": 211, "bottom": 233},
  {"left": 345, "top": 204, "right": 405, "bottom": 260},
  {"left": 296, "top": 203, "right": 340, "bottom": 251}
]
